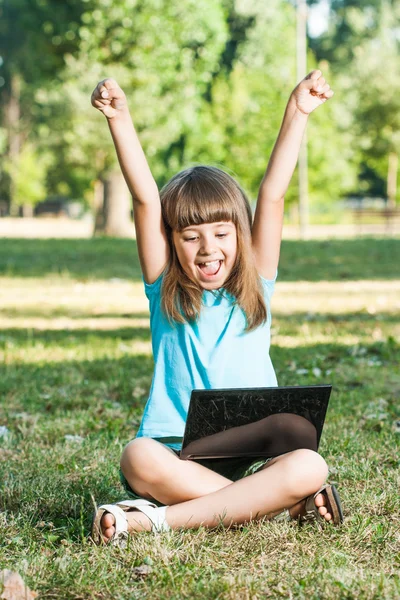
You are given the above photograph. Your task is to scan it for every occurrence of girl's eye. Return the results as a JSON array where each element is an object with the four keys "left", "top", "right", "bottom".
[
  {"left": 184, "top": 237, "right": 198, "bottom": 242},
  {"left": 216, "top": 233, "right": 227, "bottom": 239}
]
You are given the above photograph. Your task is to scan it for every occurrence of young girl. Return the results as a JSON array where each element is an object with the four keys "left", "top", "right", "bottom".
[{"left": 91, "top": 70, "right": 343, "bottom": 545}]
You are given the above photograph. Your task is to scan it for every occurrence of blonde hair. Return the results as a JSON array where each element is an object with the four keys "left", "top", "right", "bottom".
[{"left": 160, "top": 165, "right": 267, "bottom": 331}]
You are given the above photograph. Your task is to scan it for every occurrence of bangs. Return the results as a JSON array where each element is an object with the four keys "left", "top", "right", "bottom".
[
  {"left": 171, "top": 190, "right": 237, "bottom": 231},
  {"left": 161, "top": 166, "right": 242, "bottom": 232}
]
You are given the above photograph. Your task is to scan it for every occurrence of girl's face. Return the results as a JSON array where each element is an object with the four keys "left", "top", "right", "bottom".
[{"left": 172, "top": 221, "right": 237, "bottom": 290}]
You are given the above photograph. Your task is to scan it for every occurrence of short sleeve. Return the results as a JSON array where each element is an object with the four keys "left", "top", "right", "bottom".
[
  {"left": 259, "top": 270, "right": 278, "bottom": 302},
  {"left": 143, "top": 272, "right": 164, "bottom": 299}
]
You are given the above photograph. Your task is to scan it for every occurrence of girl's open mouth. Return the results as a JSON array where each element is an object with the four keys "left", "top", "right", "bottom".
[{"left": 197, "top": 260, "right": 222, "bottom": 278}]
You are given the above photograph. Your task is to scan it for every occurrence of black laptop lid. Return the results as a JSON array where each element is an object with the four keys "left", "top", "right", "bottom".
[{"left": 181, "top": 385, "right": 332, "bottom": 460}]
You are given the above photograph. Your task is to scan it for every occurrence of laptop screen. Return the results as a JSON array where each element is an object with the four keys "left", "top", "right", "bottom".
[{"left": 181, "top": 385, "right": 332, "bottom": 460}]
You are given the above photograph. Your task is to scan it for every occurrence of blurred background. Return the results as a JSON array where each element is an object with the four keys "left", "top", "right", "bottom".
[{"left": 0, "top": 0, "right": 399, "bottom": 238}]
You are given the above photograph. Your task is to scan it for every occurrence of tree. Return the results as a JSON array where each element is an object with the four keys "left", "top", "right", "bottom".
[
  {"left": 4, "top": 143, "right": 49, "bottom": 215},
  {"left": 181, "top": 0, "right": 297, "bottom": 200},
  {"left": 0, "top": 0, "right": 89, "bottom": 212},
  {"left": 348, "top": 2, "right": 400, "bottom": 204},
  {"left": 182, "top": 0, "right": 357, "bottom": 214},
  {"left": 38, "top": 0, "right": 228, "bottom": 235},
  {"left": 309, "top": 0, "right": 385, "bottom": 65},
  {"left": 310, "top": 0, "right": 400, "bottom": 201}
]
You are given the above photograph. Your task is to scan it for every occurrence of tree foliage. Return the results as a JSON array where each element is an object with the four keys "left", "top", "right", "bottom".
[
  {"left": 311, "top": 0, "right": 400, "bottom": 200},
  {"left": 347, "top": 2, "right": 400, "bottom": 188},
  {"left": 4, "top": 144, "right": 49, "bottom": 207},
  {"left": 0, "top": 0, "right": 398, "bottom": 217}
]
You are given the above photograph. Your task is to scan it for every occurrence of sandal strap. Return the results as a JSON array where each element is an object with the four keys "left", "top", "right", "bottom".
[
  {"left": 136, "top": 505, "right": 169, "bottom": 532},
  {"left": 303, "top": 484, "right": 328, "bottom": 521},
  {"left": 97, "top": 503, "right": 130, "bottom": 537},
  {"left": 303, "top": 484, "right": 343, "bottom": 524},
  {"left": 113, "top": 499, "right": 159, "bottom": 511},
  {"left": 113, "top": 499, "right": 170, "bottom": 532},
  {"left": 92, "top": 499, "right": 170, "bottom": 545}
]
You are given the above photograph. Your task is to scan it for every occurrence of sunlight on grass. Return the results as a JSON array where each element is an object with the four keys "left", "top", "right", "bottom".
[
  {"left": 2, "top": 278, "right": 399, "bottom": 317},
  {"left": 1, "top": 341, "right": 153, "bottom": 363},
  {"left": 274, "top": 280, "right": 400, "bottom": 315},
  {"left": 0, "top": 278, "right": 148, "bottom": 316},
  {"left": 0, "top": 316, "right": 150, "bottom": 331}
]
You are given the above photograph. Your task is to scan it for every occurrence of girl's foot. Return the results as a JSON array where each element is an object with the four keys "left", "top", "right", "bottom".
[
  {"left": 289, "top": 491, "right": 332, "bottom": 521},
  {"left": 100, "top": 509, "right": 153, "bottom": 541},
  {"left": 289, "top": 484, "right": 343, "bottom": 524},
  {"left": 91, "top": 500, "right": 170, "bottom": 545}
]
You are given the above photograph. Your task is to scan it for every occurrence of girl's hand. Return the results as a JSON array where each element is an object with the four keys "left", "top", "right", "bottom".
[
  {"left": 292, "top": 70, "right": 334, "bottom": 115},
  {"left": 91, "top": 78, "right": 127, "bottom": 119}
]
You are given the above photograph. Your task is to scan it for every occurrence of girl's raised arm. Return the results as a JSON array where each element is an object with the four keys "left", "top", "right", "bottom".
[
  {"left": 252, "top": 70, "right": 333, "bottom": 280},
  {"left": 91, "top": 79, "right": 169, "bottom": 283}
]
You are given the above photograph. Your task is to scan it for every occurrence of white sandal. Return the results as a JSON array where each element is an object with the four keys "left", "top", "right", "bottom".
[{"left": 91, "top": 499, "right": 170, "bottom": 547}]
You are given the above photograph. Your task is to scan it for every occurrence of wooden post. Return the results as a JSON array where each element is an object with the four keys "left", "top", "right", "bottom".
[
  {"left": 297, "top": 0, "right": 309, "bottom": 239},
  {"left": 387, "top": 151, "right": 398, "bottom": 208},
  {"left": 6, "top": 73, "right": 22, "bottom": 215}
]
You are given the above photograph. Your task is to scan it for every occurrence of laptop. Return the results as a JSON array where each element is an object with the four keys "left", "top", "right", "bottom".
[{"left": 180, "top": 385, "right": 332, "bottom": 460}]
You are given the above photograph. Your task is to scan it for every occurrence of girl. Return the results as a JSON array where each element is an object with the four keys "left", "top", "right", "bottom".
[{"left": 91, "top": 70, "right": 343, "bottom": 545}]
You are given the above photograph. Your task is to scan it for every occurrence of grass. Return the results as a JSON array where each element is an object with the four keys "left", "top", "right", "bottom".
[
  {"left": 1, "top": 237, "right": 400, "bottom": 280},
  {"left": 0, "top": 237, "right": 399, "bottom": 599}
]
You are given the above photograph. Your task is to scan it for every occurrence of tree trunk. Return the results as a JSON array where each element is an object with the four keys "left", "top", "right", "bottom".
[
  {"left": 22, "top": 204, "right": 34, "bottom": 218},
  {"left": 94, "top": 171, "right": 134, "bottom": 237}
]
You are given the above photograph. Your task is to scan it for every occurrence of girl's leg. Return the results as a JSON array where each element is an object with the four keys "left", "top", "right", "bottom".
[
  {"left": 101, "top": 437, "right": 233, "bottom": 539},
  {"left": 102, "top": 442, "right": 330, "bottom": 537},
  {"left": 120, "top": 437, "right": 233, "bottom": 504},
  {"left": 163, "top": 448, "right": 328, "bottom": 529}
]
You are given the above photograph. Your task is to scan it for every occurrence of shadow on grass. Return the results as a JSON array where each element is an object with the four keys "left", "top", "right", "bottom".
[
  {"left": 279, "top": 238, "right": 400, "bottom": 281},
  {"left": 273, "top": 311, "right": 400, "bottom": 324},
  {"left": 1, "top": 237, "right": 400, "bottom": 281},
  {"left": 0, "top": 238, "right": 143, "bottom": 281},
  {"left": 0, "top": 354, "right": 154, "bottom": 413},
  {"left": 0, "top": 326, "right": 151, "bottom": 345}
]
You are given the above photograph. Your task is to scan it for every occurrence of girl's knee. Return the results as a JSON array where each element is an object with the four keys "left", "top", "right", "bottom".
[
  {"left": 282, "top": 449, "right": 328, "bottom": 496},
  {"left": 120, "top": 438, "right": 173, "bottom": 486}
]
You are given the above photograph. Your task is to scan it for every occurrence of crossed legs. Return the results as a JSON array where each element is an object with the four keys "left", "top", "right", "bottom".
[{"left": 101, "top": 438, "right": 330, "bottom": 538}]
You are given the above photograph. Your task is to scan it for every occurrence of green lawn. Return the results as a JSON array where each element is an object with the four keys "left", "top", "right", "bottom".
[
  {"left": 0, "top": 237, "right": 399, "bottom": 599},
  {"left": 1, "top": 237, "right": 400, "bottom": 281}
]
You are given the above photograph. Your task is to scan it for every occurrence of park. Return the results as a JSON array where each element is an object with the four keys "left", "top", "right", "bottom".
[{"left": 1, "top": 0, "right": 400, "bottom": 598}]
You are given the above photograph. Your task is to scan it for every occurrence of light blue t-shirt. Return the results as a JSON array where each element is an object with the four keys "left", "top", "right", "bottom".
[
  {"left": 137, "top": 275, "right": 277, "bottom": 447},
  {"left": 136, "top": 272, "right": 277, "bottom": 445}
]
